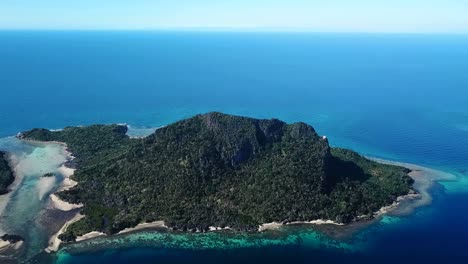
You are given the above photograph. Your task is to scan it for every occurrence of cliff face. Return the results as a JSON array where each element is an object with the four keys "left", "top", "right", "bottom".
[
  {"left": 150, "top": 112, "right": 330, "bottom": 174},
  {"left": 19, "top": 112, "right": 413, "bottom": 239},
  {"left": 0, "top": 151, "right": 14, "bottom": 195}
]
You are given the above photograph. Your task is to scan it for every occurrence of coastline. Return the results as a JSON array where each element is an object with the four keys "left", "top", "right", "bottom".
[
  {"left": 13, "top": 136, "right": 453, "bottom": 249},
  {"left": 16, "top": 138, "right": 85, "bottom": 252},
  {"left": 260, "top": 158, "right": 453, "bottom": 233},
  {"left": 44, "top": 141, "right": 83, "bottom": 252},
  {"left": 259, "top": 219, "right": 343, "bottom": 232},
  {"left": 58, "top": 157, "right": 445, "bottom": 245},
  {"left": 45, "top": 213, "right": 84, "bottom": 253},
  {"left": 0, "top": 153, "right": 24, "bottom": 227},
  {"left": 48, "top": 194, "right": 83, "bottom": 212},
  {"left": 0, "top": 240, "right": 23, "bottom": 255},
  {"left": 369, "top": 157, "right": 456, "bottom": 216},
  {"left": 117, "top": 221, "right": 167, "bottom": 235},
  {"left": 70, "top": 221, "right": 168, "bottom": 244},
  {"left": 373, "top": 192, "right": 420, "bottom": 215},
  {"left": 76, "top": 231, "right": 106, "bottom": 242},
  {"left": 47, "top": 164, "right": 83, "bottom": 211},
  {"left": 42, "top": 141, "right": 83, "bottom": 211}
]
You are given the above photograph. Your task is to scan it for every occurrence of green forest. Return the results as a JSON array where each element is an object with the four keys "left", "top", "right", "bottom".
[
  {"left": 0, "top": 151, "right": 14, "bottom": 195},
  {"left": 19, "top": 112, "right": 414, "bottom": 241}
]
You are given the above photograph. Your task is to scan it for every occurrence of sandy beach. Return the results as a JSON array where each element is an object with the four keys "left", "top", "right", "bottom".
[
  {"left": 57, "top": 165, "right": 78, "bottom": 191},
  {"left": 47, "top": 149, "right": 83, "bottom": 211},
  {"left": 26, "top": 140, "right": 84, "bottom": 252},
  {"left": 45, "top": 213, "right": 84, "bottom": 253},
  {"left": 117, "top": 221, "right": 167, "bottom": 235},
  {"left": 259, "top": 159, "right": 455, "bottom": 233},
  {"left": 35, "top": 144, "right": 458, "bottom": 250},
  {"left": 370, "top": 158, "right": 456, "bottom": 216},
  {"left": 66, "top": 221, "right": 169, "bottom": 244},
  {"left": 259, "top": 219, "right": 343, "bottom": 232},
  {"left": 0, "top": 240, "right": 10, "bottom": 252},
  {"left": 208, "top": 226, "right": 231, "bottom": 231},
  {"left": 48, "top": 194, "right": 83, "bottom": 211},
  {"left": 0, "top": 240, "right": 24, "bottom": 257},
  {"left": 76, "top": 231, "right": 107, "bottom": 242}
]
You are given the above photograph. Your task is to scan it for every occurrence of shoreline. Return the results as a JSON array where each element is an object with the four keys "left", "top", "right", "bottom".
[
  {"left": 71, "top": 221, "right": 168, "bottom": 244},
  {"left": 15, "top": 136, "right": 454, "bottom": 248},
  {"left": 48, "top": 194, "right": 83, "bottom": 211},
  {"left": 18, "top": 137, "right": 68, "bottom": 148},
  {"left": 258, "top": 158, "right": 436, "bottom": 232},
  {"left": 44, "top": 141, "right": 83, "bottom": 252},
  {"left": 369, "top": 157, "right": 456, "bottom": 216},
  {"left": 0, "top": 153, "right": 25, "bottom": 227},
  {"left": 47, "top": 164, "right": 83, "bottom": 211},
  {"left": 0, "top": 240, "right": 24, "bottom": 255},
  {"left": 259, "top": 219, "right": 343, "bottom": 232},
  {"left": 45, "top": 143, "right": 83, "bottom": 212},
  {"left": 17, "top": 138, "right": 85, "bottom": 252},
  {"left": 238, "top": 158, "right": 454, "bottom": 233},
  {"left": 60, "top": 157, "right": 446, "bottom": 244},
  {"left": 76, "top": 231, "right": 106, "bottom": 242},
  {"left": 45, "top": 213, "right": 84, "bottom": 253},
  {"left": 117, "top": 221, "right": 167, "bottom": 235}
]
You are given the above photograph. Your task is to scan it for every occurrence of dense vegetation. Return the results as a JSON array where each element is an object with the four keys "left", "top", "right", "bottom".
[
  {"left": 0, "top": 151, "right": 14, "bottom": 195},
  {"left": 19, "top": 112, "right": 414, "bottom": 241},
  {"left": 0, "top": 234, "right": 23, "bottom": 243}
]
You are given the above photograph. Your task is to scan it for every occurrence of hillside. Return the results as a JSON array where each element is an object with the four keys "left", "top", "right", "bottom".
[
  {"left": 0, "top": 151, "right": 14, "bottom": 195},
  {"left": 19, "top": 112, "right": 414, "bottom": 241}
]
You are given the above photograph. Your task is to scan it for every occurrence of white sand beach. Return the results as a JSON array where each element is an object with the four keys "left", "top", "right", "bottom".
[
  {"left": 57, "top": 165, "right": 78, "bottom": 191},
  {"left": 30, "top": 140, "right": 458, "bottom": 251},
  {"left": 48, "top": 194, "right": 83, "bottom": 211},
  {"left": 36, "top": 141, "right": 84, "bottom": 252},
  {"left": 76, "top": 231, "right": 107, "bottom": 242},
  {"left": 45, "top": 213, "right": 85, "bottom": 253},
  {"left": 46, "top": 146, "right": 83, "bottom": 211},
  {"left": 259, "top": 219, "right": 343, "bottom": 232},
  {"left": 0, "top": 240, "right": 10, "bottom": 252},
  {"left": 117, "top": 221, "right": 167, "bottom": 235},
  {"left": 370, "top": 158, "right": 456, "bottom": 216},
  {"left": 208, "top": 226, "right": 231, "bottom": 231},
  {"left": 70, "top": 221, "right": 168, "bottom": 244},
  {"left": 258, "top": 159, "right": 456, "bottom": 232},
  {"left": 0, "top": 240, "right": 22, "bottom": 253}
]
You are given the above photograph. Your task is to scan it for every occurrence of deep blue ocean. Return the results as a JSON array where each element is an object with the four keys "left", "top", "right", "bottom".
[{"left": 1, "top": 31, "right": 468, "bottom": 264}]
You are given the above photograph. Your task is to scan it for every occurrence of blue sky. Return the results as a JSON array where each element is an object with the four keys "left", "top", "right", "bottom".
[{"left": 0, "top": 0, "right": 467, "bottom": 32}]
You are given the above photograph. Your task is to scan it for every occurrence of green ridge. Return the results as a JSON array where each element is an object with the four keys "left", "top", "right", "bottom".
[
  {"left": 0, "top": 151, "right": 14, "bottom": 195},
  {"left": 19, "top": 112, "right": 414, "bottom": 241}
]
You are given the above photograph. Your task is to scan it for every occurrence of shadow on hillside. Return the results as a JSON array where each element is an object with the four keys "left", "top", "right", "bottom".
[{"left": 324, "top": 156, "right": 371, "bottom": 192}]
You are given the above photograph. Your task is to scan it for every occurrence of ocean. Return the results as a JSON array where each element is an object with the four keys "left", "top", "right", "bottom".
[{"left": 0, "top": 31, "right": 467, "bottom": 263}]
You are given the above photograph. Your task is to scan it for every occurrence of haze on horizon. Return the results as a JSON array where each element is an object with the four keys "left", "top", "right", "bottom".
[{"left": 0, "top": 0, "right": 467, "bottom": 33}]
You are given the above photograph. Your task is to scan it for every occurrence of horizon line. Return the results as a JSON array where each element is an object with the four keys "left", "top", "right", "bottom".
[{"left": 0, "top": 27, "right": 467, "bottom": 35}]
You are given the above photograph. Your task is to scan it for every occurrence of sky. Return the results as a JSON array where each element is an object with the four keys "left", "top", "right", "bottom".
[{"left": 0, "top": 0, "right": 468, "bottom": 33}]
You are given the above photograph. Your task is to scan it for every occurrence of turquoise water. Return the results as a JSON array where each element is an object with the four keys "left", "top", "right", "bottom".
[
  {"left": 0, "top": 31, "right": 467, "bottom": 263},
  {"left": 0, "top": 137, "right": 71, "bottom": 260}
]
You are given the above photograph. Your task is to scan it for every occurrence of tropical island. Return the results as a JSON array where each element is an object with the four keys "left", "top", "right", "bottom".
[
  {"left": 0, "top": 151, "right": 14, "bottom": 195},
  {"left": 18, "top": 112, "right": 415, "bottom": 243}
]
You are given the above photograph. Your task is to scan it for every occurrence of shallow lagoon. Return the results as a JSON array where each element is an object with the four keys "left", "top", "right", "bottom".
[{"left": 0, "top": 137, "right": 75, "bottom": 260}]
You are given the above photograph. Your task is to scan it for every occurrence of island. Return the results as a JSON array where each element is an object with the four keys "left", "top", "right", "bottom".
[
  {"left": 0, "top": 235, "right": 23, "bottom": 244},
  {"left": 0, "top": 151, "right": 14, "bottom": 195},
  {"left": 42, "top": 173, "right": 56, "bottom": 178},
  {"left": 0, "top": 234, "right": 24, "bottom": 257},
  {"left": 18, "top": 112, "right": 415, "bottom": 242}
]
